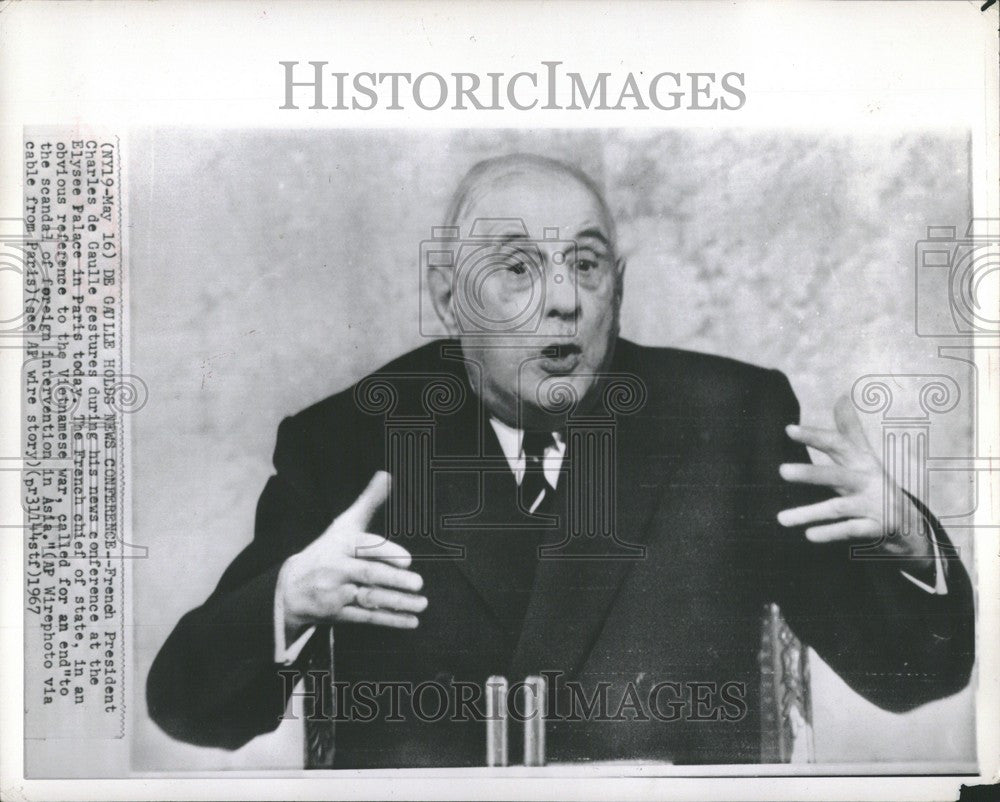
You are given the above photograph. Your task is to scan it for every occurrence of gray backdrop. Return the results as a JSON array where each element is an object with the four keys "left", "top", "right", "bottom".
[{"left": 129, "top": 128, "right": 977, "bottom": 770}]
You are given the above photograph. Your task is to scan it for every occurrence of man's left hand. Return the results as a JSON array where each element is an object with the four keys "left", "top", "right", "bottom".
[{"left": 776, "top": 395, "right": 933, "bottom": 567}]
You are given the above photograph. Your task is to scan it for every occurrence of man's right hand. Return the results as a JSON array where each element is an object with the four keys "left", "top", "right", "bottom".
[{"left": 277, "top": 471, "right": 426, "bottom": 640}]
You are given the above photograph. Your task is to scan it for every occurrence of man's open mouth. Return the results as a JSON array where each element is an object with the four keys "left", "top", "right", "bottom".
[{"left": 537, "top": 343, "right": 582, "bottom": 373}]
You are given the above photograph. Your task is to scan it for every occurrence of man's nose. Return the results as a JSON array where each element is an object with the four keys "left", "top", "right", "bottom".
[{"left": 541, "top": 255, "right": 579, "bottom": 319}]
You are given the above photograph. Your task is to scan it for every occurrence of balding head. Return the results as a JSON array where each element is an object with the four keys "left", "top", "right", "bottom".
[
  {"left": 445, "top": 153, "right": 617, "bottom": 253},
  {"left": 426, "top": 152, "right": 626, "bottom": 428}
]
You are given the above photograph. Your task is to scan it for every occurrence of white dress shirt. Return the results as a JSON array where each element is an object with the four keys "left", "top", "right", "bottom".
[{"left": 488, "top": 417, "right": 567, "bottom": 510}]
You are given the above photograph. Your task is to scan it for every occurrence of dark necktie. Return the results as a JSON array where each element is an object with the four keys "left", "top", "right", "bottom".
[
  {"left": 498, "top": 430, "right": 559, "bottom": 642},
  {"left": 520, "top": 430, "right": 557, "bottom": 512}
]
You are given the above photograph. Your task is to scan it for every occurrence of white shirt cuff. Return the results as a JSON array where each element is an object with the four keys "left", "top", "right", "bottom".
[
  {"left": 899, "top": 518, "right": 949, "bottom": 595},
  {"left": 274, "top": 583, "right": 317, "bottom": 664}
]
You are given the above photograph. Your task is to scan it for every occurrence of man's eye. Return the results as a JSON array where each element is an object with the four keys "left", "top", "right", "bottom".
[{"left": 576, "top": 258, "right": 599, "bottom": 272}]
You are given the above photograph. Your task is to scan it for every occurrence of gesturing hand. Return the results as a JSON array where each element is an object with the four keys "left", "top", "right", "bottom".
[
  {"left": 776, "top": 396, "right": 933, "bottom": 565},
  {"left": 277, "top": 471, "right": 426, "bottom": 639}
]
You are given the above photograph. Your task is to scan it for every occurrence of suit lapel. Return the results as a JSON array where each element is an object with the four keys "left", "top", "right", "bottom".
[
  {"left": 510, "top": 410, "right": 687, "bottom": 679},
  {"left": 416, "top": 339, "right": 697, "bottom": 677},
  {"left": 428, "top": 396, "right": 539, "bottom": 626}
]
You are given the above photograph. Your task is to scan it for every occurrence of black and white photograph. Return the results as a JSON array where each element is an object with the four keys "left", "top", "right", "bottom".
[
  {"left": 2, "top": 2, "right": 997, "bottom": 800},
  {"left": 131, "top": 128, "right": 980, "bottom": 772}
]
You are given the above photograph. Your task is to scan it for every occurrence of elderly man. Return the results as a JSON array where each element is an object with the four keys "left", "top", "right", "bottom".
[{"left": 147, "top": 154, "right": 974, "bottom": 766}]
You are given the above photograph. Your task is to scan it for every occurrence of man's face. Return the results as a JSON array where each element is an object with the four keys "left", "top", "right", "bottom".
[{"left": 444, "top": 169, "right": 623, "bottom": 428}]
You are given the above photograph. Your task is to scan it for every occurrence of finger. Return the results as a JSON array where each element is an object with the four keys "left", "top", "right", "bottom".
[
  {"left": 833, "top": 395, "right": 870, "bottom": 449},
  {"left": 805, "top": 518, "right": 880, "bottom": 543},
  {"left": 785, "top": 424, "right": 847, "bottom": 459},
  {"left": 352, "top": 532, "right": 413, "bottom": 567},
  {"left": 777, "top": 495, "right": 860, "bottom": 527},
  {"left": 779, "top": 463, "right": 857, "bottom": 491},
  {"left": 347, "top": 557, "right": 424, "bottom": 593},
  {"left": 298, "top": 581, "right": 359, "bottom": 620},
  {"left": 339, "top": 471, "right": 392, "bottom": 529},
  {"left": 338, "top": 605, "right": 420, "bottom": 629},
  {"left": 354, "top": 586, "right": 428, "bottom": 613}
]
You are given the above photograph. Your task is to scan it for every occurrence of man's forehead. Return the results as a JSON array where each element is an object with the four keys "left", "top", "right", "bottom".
[
  {"left": 467, "top": 216, "right": 610, "bottom": 245},
  {"left": 455, "top": 170, "right": 612, "bottom": 240}
]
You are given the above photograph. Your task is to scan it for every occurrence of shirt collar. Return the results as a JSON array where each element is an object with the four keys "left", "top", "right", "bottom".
[{"left": 488, "top": 417, "right": 565, "bottom": 477}]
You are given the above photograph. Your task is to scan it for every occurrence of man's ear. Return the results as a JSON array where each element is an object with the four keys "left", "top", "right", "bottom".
[
  {"left": 427, "top": 266, "right": 459, "bottom": 334},
  {"left": 614, "top": 256, "right": 627, "bottom": 301}
]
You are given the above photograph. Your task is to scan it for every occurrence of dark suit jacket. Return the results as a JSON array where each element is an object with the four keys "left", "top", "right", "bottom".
[{"left": 147, "top": 338, "right": 975, "bottom": 766}]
